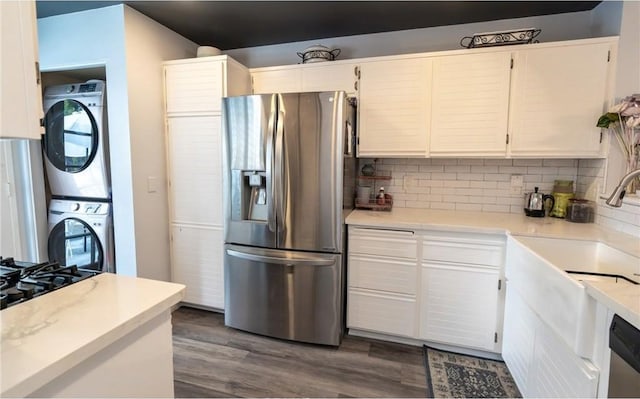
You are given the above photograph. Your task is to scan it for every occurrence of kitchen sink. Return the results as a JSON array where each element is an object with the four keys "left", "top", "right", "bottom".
[
  {"left": 505, "top": 236, "right": 640, "bottom": 359},
  {"left": 512, "top": 236, "right": 639, "bottom": 284}
]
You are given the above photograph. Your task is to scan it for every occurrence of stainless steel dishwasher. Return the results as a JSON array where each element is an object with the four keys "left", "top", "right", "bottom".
[{"left": 608, "top": 314, "right": 640, "bottom": 398}]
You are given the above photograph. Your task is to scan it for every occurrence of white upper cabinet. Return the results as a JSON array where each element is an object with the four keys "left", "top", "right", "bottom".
[
  {"left": 301, "top": 63, "right": 358, "bottom": 94},
  {"left": 508, "top": 42, "right": 613, "bottom": 157},
  {"left": 251, "top": 62, "right": 358, "bottom": 95},
  {"left": 164, "top": 56, "right": 250, "bottom": 114},
  {"left": 1, "top": 0, "right": 43, "bottom": 139},
  {"left": 251, "top": 67, "right": 302, "bottom": 94},
  {"left": 358, "top": 58, "right": 432, "bottom": 157},
  {"left": 165, "top": 60, "right": 225, "bottom": 114},
  {"left": 430, "top": 52, "right": 511, "bottom": 156}
]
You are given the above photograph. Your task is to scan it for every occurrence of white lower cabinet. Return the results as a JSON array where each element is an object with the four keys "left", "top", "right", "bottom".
[
  {"left": 347, "top": 289, "right": 416, "bottom": 337},
  {"left": 420, "top": 232, "right": 504, "bottom": 352},
  {"left": 419, "top": 263, "right": 500, "bottom": 351},
  {"left": 347, "top": 227, "right": 418, "bottom": 337},
  {"left": 503, "top": 285, "right": 599, "bottom": 398},
  {"left": 170, "top": 224, "right": 224, "bottom": 309},
  {"left": 347, "top": 226, "right": 505, "bottom": 353}
]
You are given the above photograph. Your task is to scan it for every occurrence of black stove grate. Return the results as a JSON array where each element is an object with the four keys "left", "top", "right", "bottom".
[{"left": 0, "top": 256, "right": 101, "bottom": 310}]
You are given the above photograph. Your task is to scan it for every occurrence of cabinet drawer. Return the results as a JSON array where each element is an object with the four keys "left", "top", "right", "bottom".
[
  {"left": 422, "top": 239, "right": 504, "bottom": 267},
  {"left": 348, "top": 255, "right": 417, "bottom": 295},
  {"left": 349, "top": 228, "right": 417, "bottom": 259},
  {"left": 347, "top": 289, "right": 416, "bottom": 337}
]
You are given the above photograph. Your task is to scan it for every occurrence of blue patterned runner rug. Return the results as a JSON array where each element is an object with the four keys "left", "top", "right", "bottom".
[{"left": 423, "top": 345, "right": 521, "bottom": 398}]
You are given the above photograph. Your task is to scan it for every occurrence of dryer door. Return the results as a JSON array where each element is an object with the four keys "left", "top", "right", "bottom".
[
  {"left": 43, "top": 99, "right": 99, "bottom": 173},
  {"left": 48, "top": 217, "right": 104, "bottom": 271}
]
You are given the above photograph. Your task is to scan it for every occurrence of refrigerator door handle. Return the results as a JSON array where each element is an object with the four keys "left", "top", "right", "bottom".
[
  {"left": 266, "top": 107, "right": 276, "bottom": 233},
  {"left": 226, "top": 248, "right": 336, "bottom": 266},
  {"left": 274, "top": 110, "right": 285, "bottom": 233},
  {"left": 345, "top": 120, "right": 353, "bottom": 156}
]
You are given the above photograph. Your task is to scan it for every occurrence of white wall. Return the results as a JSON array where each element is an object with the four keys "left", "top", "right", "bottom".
[
  {"left": 581, "top": 0, "right": 640, "bottom": 237},
  {"left": 38, "top": 6, "right": 135, "bottom": 274},
  {"left": 122, "top": 6, "right": 198, "bottom": 281},
  {"left": 38, "top": 5, "right": 197, "bottom": 279},
  {"left": 226, "top": 10, "right": 594, "bottom": 68}
]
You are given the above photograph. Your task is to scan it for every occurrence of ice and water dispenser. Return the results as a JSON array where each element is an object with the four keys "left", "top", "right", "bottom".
[{"left": 231, "top": 171, "right": 268, "bottom": 222}]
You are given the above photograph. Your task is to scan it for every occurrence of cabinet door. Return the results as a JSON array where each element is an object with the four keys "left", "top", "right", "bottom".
[
  {"left": 430, "top": 52, "right": 511, "bottom": 156},
  {"left": 251, "top": 68, "right": 302, "bottom": 94},
  {"left": 509, "top": 43, "right": 611, "bottom": 157},
  {"left": 165, "top": 61, "right": 224, "bottom": 113},
  {"left": 302, "top": 63, "right": 358, "bottom": 94},
  {"left": 171, "top": 224, "right": 224, "bottom": 309},
  {"left": 347, "top": 289, "right": 416, "bottom": 337},
  {"left": 420, "top": 263, "right": 500, "bottom": 352},
  {"left": 1, "top": 0, "right": 43, "bottom": 139},
  {"left": 358, "top": 58, "right": 432, "bottom": 157},
  {"left": 166, "top": 115, "right": 223, "bottom": 226}
]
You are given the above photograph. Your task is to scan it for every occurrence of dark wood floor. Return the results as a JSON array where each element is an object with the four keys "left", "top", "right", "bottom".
[{"left": 172, "top": 306, "right": 427, "bottom": 398}]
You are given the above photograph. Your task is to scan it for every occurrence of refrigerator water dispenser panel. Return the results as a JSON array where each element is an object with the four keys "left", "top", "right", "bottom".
[{"left": 230, "top": 170, "right": 268, "bottom": 222}]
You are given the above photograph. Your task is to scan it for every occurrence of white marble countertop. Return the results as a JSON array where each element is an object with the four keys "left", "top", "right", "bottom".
[
  {"left": 0, "top": 273, "right": 185, "bottom": 398},
  {"left": 346, "top": 208, "right": 640, "bottom": 329}
]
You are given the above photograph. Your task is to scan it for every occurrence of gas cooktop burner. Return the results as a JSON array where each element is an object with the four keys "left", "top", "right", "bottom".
[{"left": 0, "top": 257, "right": 101, "bottom": 310}]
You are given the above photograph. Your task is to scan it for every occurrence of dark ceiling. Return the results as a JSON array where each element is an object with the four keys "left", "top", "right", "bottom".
[{"left": 36, "top": 1, "right": 602, "bottom": 50}]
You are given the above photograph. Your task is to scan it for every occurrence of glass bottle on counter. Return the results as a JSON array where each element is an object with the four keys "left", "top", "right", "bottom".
[{"left": 376, "top": 187, "right": 386, "bottom": 205}]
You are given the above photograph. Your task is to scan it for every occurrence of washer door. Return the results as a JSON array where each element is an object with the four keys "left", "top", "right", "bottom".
[
  {"left": 48, "top": 218, "right": 103, "bottom": 271},
  {"left": 43, "top": 99, "right": 99, "bottom": 173}
]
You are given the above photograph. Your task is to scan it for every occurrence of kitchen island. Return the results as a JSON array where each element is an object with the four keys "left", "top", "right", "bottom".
[{"left": 1, "top": 273, "right": 185, "bottom": 398}]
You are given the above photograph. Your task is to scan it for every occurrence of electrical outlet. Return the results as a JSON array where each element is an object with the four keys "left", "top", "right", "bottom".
[
  {"left": 510, "top": 175, "right": 524, "bottom": 187},
  {"left": 510, "top": 175, "right": 523, "bottom": 195},
  {"left": 403, "top": 175, "right": 416, "bottom": 191}
]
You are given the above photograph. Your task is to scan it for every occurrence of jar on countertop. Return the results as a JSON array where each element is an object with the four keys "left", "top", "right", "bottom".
[{"left": 566, "top": 199, "right": 595, "bottom": 223}]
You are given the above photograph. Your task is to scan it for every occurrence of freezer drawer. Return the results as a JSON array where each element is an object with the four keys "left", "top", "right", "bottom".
[{"left": 224, "top": 244, "right": 343, "bottom": 346}]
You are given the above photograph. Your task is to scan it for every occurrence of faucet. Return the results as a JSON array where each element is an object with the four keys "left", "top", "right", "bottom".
[{"left": 606, "top": 168, "right": 640, "bottom": 207}]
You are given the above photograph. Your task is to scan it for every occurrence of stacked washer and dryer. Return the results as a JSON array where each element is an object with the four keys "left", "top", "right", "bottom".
[{"left": 42, "top": 80, "right": 115, "bottom": 273}]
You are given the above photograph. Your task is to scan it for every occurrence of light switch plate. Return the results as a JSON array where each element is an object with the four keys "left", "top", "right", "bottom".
[{"left": 147, "top": 176, "right": 158, "bottom": 193}]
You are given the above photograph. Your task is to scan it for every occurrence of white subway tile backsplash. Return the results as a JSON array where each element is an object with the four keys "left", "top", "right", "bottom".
[
  {"left": 471, "top": 166, "right": 499, "bottom": 173},
  {"left": 431, "top": 159, "right": 459, "bottom": 166},
  {"left": 498, "top": 166, "right": 528, "bottom": 174},
  {"left": 419, "top": 165, "right": 445, "bottom": 173},
  {"left": 457, "top": 159, "right": 485, "bottom": 166},
  {"left": 360, "top": 158, "right": 580, "bottom": 215},
  {"left": 444, "top": 180, "right": 470, "bottom": 188},
  {"left": 444, "top": 165, "right": 471, "bottom": 173},
  {"left": 513, "top": 159, "right": 544, "bottom": 166},
  {"left": 543, "top": 159, "right": 578, "bottom": 167},
  {"left": 484, "top": 174, "right": 511, "bottom": 182},
  {"left": 431, "top": 172, "right": 458, "bottom": 180},
  {"left": 457, "top": 173, "right": 485, "bottom": 181},
  {"left": 484, "top": 159, "right": 514, "bottom": 166}
]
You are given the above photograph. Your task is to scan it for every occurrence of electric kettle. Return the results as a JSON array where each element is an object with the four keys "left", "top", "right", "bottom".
[{"left": 524, "top": 187, "right": 555, "bottom": 217}]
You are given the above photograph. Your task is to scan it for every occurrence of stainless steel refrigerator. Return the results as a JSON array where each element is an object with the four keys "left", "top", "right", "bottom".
[{"left": 222, "top": 91, "right": 356, "bottom": 346}]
